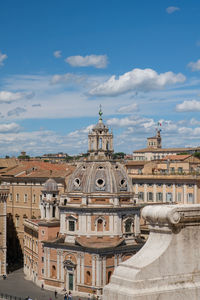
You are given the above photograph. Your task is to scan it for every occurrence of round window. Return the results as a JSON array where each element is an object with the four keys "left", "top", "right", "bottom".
[
  {"left": 96, "top": 178, "right": 105, "bottom": 187},
  {"left": 74, "top": 178, "right": 81, "bottom": 187},
  {"left": 120, "top": 179, "right": 127, "bottom": 187}
]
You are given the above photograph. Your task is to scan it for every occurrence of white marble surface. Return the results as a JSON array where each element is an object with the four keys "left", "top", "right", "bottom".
[{"left": 103, "top": 204, "right": 200, "bottom": 299}]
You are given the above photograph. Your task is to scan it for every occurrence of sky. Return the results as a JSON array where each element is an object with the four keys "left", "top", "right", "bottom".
[{"left": 1, "top": 0, "right": 200, "bottom": 156}]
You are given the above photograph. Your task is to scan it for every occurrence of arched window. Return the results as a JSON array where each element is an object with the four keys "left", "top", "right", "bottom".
[
  {"left": 51, "top": 265, "right": 56, "bottom": 278},
  {"left": 106, "top": 141, "right": 109, "bottom": 150},
  {"left": 52, "top": 206, "right": 56, "bottom": 218},
  {"left": 108, "top": 271, "right": 112, "bottom": 283},
  {"left": 86, "top": 271, "right": 91, "bottom": 285},
  {"left": 125, "top": 219, "right": 132, "bottom": 233},
  {"left": 97, "top": 219, "right": 103, "bottom": 231},
  {"left": 99, "top": 138, "right": 102, "bottom": 149}
]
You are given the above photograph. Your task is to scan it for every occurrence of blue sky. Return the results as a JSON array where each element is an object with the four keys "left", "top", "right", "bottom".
[{"left": 1, "top": 0, "right": 200, "bottom": 156}]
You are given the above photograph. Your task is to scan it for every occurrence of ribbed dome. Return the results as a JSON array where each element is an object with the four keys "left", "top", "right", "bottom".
[
  {"left": 43, "top": 178, "right": 58, "bottom": 192},
  {"left": 67, "top": 161, "right": 132, "bottom": 194}
]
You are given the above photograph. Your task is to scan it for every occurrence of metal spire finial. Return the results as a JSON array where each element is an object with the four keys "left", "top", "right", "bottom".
[{"left": 99, "top": 104, "right": 103, "bottom": 121}]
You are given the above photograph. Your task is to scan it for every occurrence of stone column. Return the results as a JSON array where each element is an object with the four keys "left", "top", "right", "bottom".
[
  {"left": 92, "top": 255, "right": 96, "bottom": 286},
  {"left": 40, "top": 204, "right": 45, "bottom": 219},
  {"left": 134, "top": 214, "right": 140, "bottom": 236},
  {"left": 103, "top": 257, "right": 106, "bottom": 286},
  {"left": 77, "top": 254, "right": 81, "bottom": 284},
  {"left": 44, "top": 247, "right": 47, "bottom": 277},
  {"left": 47, "top": 248, "right": 50, "bottom": 278},
  {"left": 57, "top": 251, "right": 60, "bottom": 279},
  {"left": 194, "top": 184, "right": 197, "bottom": 204},
  {"left": 144, "top": 184, "right": 147, "bottom": 202},
  {"left": 163, "top": 184, "right": 166, "bottom": 203},
  {"left": 135, "top": 183, "right": 138, "bottom": 195},
  {"left": 46, "top": 204, "right": 50, "bottom": 220},
  {"left": 81, "top": 254, "right": 84, "bottom": 284},
  {"left": 49, "top": 205, "right": 53, "bottom": 219},
  {"left": 60, "top": 214, "right": 65, "bottom": 233},
  {"left": 114, "top": 215, "right": 119, "bottom": 234},
  {"left": 183, "top": 184, "right": 187, "bottom": 204},
  {"left": 153, "top": 184, "right": 156, "bottom": 202},
  {"left": 96, "top": 255, "right": 100, "bottom": 286},
  {"left": 55, "top": 206, "right": 59, "bottom": 219},
  {"left": 60, "top": 251, "right": 64, "bottom": 281},
  {"left": 173, "top": 184, "right": 176, "bottom": 202},
  {"left": 87, "top": 215, "right": 91, "bottom": 234},
  {"left": 109, "top": 215, "right": 114, "bottom": 234}
]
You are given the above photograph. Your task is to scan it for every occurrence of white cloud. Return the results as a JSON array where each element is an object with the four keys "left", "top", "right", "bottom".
[
  {"left": 53, "top": 50, "right": 62, "bottom": 58},
  {"left": 190, "top": 118, "right": 200, "bottom": 126},
  {"left": 7, "top": 107, "right": 27, "bottom": 117},
  {"left": 176, "top": 100, "right": 200, "bottom": 112},
  {"left": 0, "top": 123, "right": 20, "bottom": 133},
  {"left": 107, "top": 116, "right": 155, "bottom": 129},
  {"left": 0, "top": 91, "right": 26, "bottom": 103},
  {"left": 188, "top": 59, "right": 200, "bottom": 71},
  {"left": 0, "top": 51, "right": 7, "bottom": 66},
  {"left": 166, "top": 6, "right": 180, "bottom": 14},
  {"left": 51, "top": 73, "right": 86, "bottom": 85},
  {"left": 117, "top": 103, "right": 139, "bottom": 113},
  {"left": 65, "top": 55, "right": 108, "bottom": 69},
  {"left": 89, "top": 68, "right": 186, "bottom": 96},
  {"left": 68, "top": 124, "right": 94, "bottom": 138}
]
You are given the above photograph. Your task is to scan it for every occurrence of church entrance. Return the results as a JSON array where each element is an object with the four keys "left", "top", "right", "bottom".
[
  {"left": 64, "top": 259, "right": 76, "bottom": 292},
  {"left": 68, "top": 273, "right": 73, "bottom": 290}
]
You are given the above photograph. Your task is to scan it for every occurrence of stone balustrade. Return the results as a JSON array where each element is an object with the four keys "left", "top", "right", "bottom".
[{"left": 103, "top": 204, "right": 200, "bottom": 299}]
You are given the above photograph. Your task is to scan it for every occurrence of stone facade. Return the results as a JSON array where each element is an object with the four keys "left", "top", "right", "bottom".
[
  {"left": 104, "top": 204, "right": 200, "bottom": 299},
  {"left": 0, "top": 161, "right": 72, "bottom": 269}
]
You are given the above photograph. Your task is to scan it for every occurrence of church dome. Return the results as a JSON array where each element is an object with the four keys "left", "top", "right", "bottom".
[
  {"left": 43, "top": 178, "right": 58, "bottom": 192},
  {"left": 67, "top": 161, "right": 132, "bottom": 194}
]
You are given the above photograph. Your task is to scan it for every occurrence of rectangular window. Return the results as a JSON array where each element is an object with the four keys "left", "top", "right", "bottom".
[
  {"left": 40, "top": 195, "right": 42, "bottom": 201},
  {"left": 147, "top": 192, "right": 153, "bottom": 202},
  {"left": 178, "top": 167, "right": 183, "bottom": 174},
  {"left": 187, "top": 193, "right": 194, "bottom": 203},
  {"left": 42, "top": 268, "right": 44, "bottom": 274},
  {"left": 177, "top": 192, "right": 182, "bottom": 202},
  {"left": 69, "top": 220, "right": 75, "bottom": 231},
  {"left": 16, "top": 193, "right": 20, "bottom": 202},
  {"left": 166, "top": 193, "right": 173, "bottom": 203},
  {"left": 138, "top": 192, "right": 144, "bottom": 201},
  {"left": 170, "top": 167, "right": 175, "bottom": 174},
  {"left": 9, "top": 193, "right": 13, "bottom": 202},
  {"left": 32, "top": 194, "right": 36, "bottom": 203},
  {"left": 42, "top": 256, "right": 44, "bottom": 262},
  {"left": 156, "top": 192, "right": 163, "bottom": 202},
  {"left": 24, "top": 194, "right": 28, "bottom": 203},
  {"left": 15, "top": 216, "right": 19, "bottom": 227}
]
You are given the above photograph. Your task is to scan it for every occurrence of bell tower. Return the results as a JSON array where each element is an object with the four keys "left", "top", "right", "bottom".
[{"left": 88, "top": 106, "right": 113, "bottom": 160}]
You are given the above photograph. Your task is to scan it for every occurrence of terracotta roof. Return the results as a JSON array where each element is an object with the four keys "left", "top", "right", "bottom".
[
  {"left": 134, "top": 147, "right": 198, "bottom": 153},
  {"left": 125, "top": 161, "right": 146, "bottom": 166},
  {"left": 161, "top": 154, "right": 192, "bottom": 161},
  {"left": 2, "top": 160, "right": 74, "bottom": 178},
  {"left": 0, "top": 158, "right": 18, "bottom": 169}
]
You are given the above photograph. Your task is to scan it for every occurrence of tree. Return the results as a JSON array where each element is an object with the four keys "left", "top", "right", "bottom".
[{"left": 112, "top": 152, "right": 126, "bottom": 160}]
